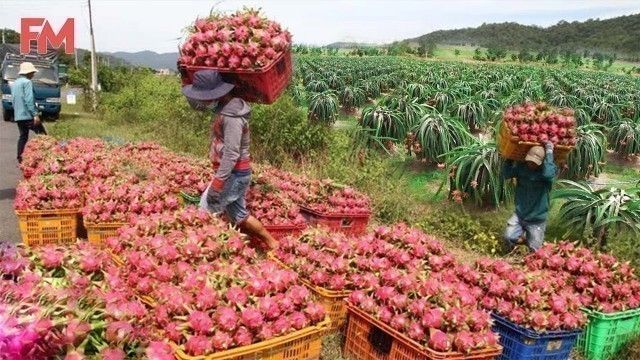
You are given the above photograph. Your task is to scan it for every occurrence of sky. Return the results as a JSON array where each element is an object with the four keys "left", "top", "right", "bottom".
[{"left": 1, "top": 0, "right": 639, "bottom": 54}]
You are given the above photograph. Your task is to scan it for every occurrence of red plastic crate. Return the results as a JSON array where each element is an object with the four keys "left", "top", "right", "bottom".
[
  {"left": 300, "top": 207, "right": 370, "bottom": 236},
  {"left": 178, "top": 50, "right": 292, "bottom": 104},
  {"left": 249, "top": 223, "right": 306, "bottom": 249}
]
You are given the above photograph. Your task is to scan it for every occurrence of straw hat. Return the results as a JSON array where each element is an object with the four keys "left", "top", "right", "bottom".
[{"left": 18, "top": 62, "right": 38, "bottom": 75}]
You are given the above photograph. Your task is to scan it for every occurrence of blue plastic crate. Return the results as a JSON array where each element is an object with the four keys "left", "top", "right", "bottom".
[{"left": 492, "top": 313, "right": 583, "bottom": 360}]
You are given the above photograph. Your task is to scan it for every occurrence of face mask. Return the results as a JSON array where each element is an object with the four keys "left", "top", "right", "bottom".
[{"left": 207, "top": 101, "right": 219, "bottom": 111}]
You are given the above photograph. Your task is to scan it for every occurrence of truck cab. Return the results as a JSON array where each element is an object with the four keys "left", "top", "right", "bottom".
[{"left": 2, "top": 54, "right": 62, "bottom": 121}]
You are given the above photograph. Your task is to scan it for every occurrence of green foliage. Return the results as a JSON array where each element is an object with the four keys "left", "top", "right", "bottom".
[
  {"left": 412, "top": 112, "right": 472, "bottom": 163},
  {"left": 408, "top": 15, "right": 640, "bottom": 59},
  {"left": 562, "top": 124, "right": 607, "bottom": 180},
  {"left": 553, "top": 180, "right": 640, "bottom": 249},
  {"left": 307, "top": 90, "right": 339, "bottom": 124},
  {"left": 452, "top": 96, "right": 497, "bottom": 130},
  {"left": 419, "top": 211, "right": 503, "bottom": 255},
  {"left": 338, "top": 86, "right": 366, "bottom": 110},
  {"left": 442, "top": 140, "right": 513, "bottom": 206},
  {"left": 249, "top": 96, "right": 330, "bottom": 165},
  {"left": 485, "top": 47, "right": 507, "bottom": 61},
  {"left": 359, "top": 106, "right": 406, "bottom": 142},
  {"left": 608, "top": 119, "right": 640, "bottom": 157}
]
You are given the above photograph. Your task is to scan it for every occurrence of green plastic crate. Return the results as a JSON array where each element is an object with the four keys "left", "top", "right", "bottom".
[
  {"left": 577, "top": 307, "right": 640, "bottom": 360},
  {"left": 180, "top": 191, "right": 201, "bottom": 207}
]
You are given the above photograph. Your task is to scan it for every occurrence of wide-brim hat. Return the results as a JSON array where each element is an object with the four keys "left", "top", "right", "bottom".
[
  {"left": 182, "top": 70, "right": 234, "bottom": 100},
  {"left": 18, "top": 62, "right": 38, "bottom": 75}
]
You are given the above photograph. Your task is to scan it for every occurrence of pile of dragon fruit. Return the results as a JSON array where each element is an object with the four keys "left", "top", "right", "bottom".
[
  {"left": 14, "top": 175, "right": 83, "bottom": 211},
  {"left": 273, "top": 224, "right": 455, "bottom": 292},
  {"left": 246, "top": 174, "right": 306, "bottom": 227},
  {"left": 526, "top": 242, "right": 640, "bottom": 314},
  {"left": 0, "top": 242, "right": 174, "bottom": 359},
  {"left": 178, "top": 8, "right": 292, "bottom": 70},
  {"left": 258, "top": 166, "right": 371, "bottom": 215},
  {"left": 503, "top": 102, "right": 576, "bottom": 146},
  {"left": 105, "top": 207, "right": 326, "bottom": 356},
  {"left": 15, "top": 137, "right": 213, "bottom": 228},
  {"left": 274, "top": 224, "right": 499, "bottom": 354},
  {"left": 16, "top": 137, "right": 369, "bottom": 229},
  {"left": 463, "top": 258, "right": 588, "bottom": 332},
  {"left": 82, "top": 177, "right": 181, "bottom": 225}
]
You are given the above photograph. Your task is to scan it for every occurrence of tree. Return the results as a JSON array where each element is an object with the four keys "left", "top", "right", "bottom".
[
  {"left": 473, "top": 48, "right": 483, "bottom": 61},
  {"left": 1, "top": 28, "right": 20, "bottom": 43},
  {"left": 485, "top": 47, "right": 506, "bottom": 61},
  {"left": 518, "top": 49, "right": 533, "bottom": 62},
  {"left": 417, "top": 42, "right": 427, "bottom": 57},
  {"left": 454, "top": 49, "right": 461, "bottom": 56},
  {"left": 426, "top": 43, "right": 436, "bottom": 58}
]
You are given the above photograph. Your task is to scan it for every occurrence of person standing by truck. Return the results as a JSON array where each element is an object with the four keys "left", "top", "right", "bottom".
[
  {"left": 183, "top": 69, "right": 278, "bottom": 250},
  {"left": 502, "top": 143, "right": 557, "bottom": 252},
  {"left": 12, "top": 62, "right": 47, "bottom": 163}
]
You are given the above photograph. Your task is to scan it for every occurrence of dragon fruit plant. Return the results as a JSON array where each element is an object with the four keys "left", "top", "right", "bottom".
[
  {"left": 526, "top": 242, "right": 640, "bottom": 314},
  {"left": 465, "top": 258, "right": 587, "bottom": 332},
  {"left": 14, "top": 175, "right": 83, "bottom": 211}
]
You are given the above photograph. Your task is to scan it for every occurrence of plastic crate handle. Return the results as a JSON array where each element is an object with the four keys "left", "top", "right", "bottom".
[
  {"left": 340, "top": 218, "right": 353, "bottom": 228},
  {"left": 546, "top": 339, "right": 563, "bottom": 351},
  {"left": 368, "top": 325, "right": 393, "bottom": 355}
]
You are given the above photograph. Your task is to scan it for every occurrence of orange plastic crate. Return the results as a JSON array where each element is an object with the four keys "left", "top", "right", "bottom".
[
  {"left": 344, "top": 306, "right": 502, "bottom": 360},
  {"left": 497, "top": 121, "right": 573, "bottom": 164},
  {"left": 269, "top": 253, "right": 350, "bottom": 334},
  {"left": 16, "top": 209, "right": 79, "bottom": 246},
  {"left": 85, "top": 222, "right": 128, "bottom": 247},
  {"left": 171, "top": 318, "right": 329, "bottom": 360}
]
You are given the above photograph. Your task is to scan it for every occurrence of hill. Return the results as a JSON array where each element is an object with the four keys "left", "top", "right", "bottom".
[
  {"left": 325, "top": 42, "right": 380, "bottom": 49},
  {"left": 404, "top": 14, "right": 640, "bottom": 59},
  {"left": 107, "top": 51, "right": 178, "bottom": 70}
]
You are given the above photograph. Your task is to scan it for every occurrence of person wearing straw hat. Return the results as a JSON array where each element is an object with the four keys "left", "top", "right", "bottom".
[
  {"left": 502, "top": 143, "right": 557, "bottom": 252},
  {"left": 12, "top": 62, "right": 47, "bottom": 163},
  {"left": 182, "top": 69, "right": 278, "bottom": 250}
]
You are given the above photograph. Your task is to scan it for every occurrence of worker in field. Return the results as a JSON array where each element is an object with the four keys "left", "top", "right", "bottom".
[
  {"left": 182, "top": 70, "right": 278, "bottom": 250},
  {"left": 502, "top": 143, "right": 557, "bottom": 252},
  {"left": 12, "top": 62, "right": 47, "bottom": 163}
]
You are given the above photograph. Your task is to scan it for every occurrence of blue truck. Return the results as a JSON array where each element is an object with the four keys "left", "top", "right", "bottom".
[{"left": 1, "top": 46, "right": 62, "bottom": 121}]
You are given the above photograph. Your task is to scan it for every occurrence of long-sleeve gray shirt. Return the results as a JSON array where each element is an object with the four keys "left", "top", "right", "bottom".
[{"left": 210, "top": 98, "right": 252, "bottom": 191}]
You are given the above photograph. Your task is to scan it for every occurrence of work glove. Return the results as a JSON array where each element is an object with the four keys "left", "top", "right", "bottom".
[
  {"left": 207, "top": 188, "right": 222, "bottom": 210},
  {"left": 545, "top": 142, "right": 554, "bottom": 154}
]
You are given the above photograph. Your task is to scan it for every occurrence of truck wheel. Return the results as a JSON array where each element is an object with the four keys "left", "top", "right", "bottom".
[
  {"left": 50, "top": 113, "right": 60, "bottom": 121},
  {"left": 2, "top": 108, "right": 13, "bottom": 122}
]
